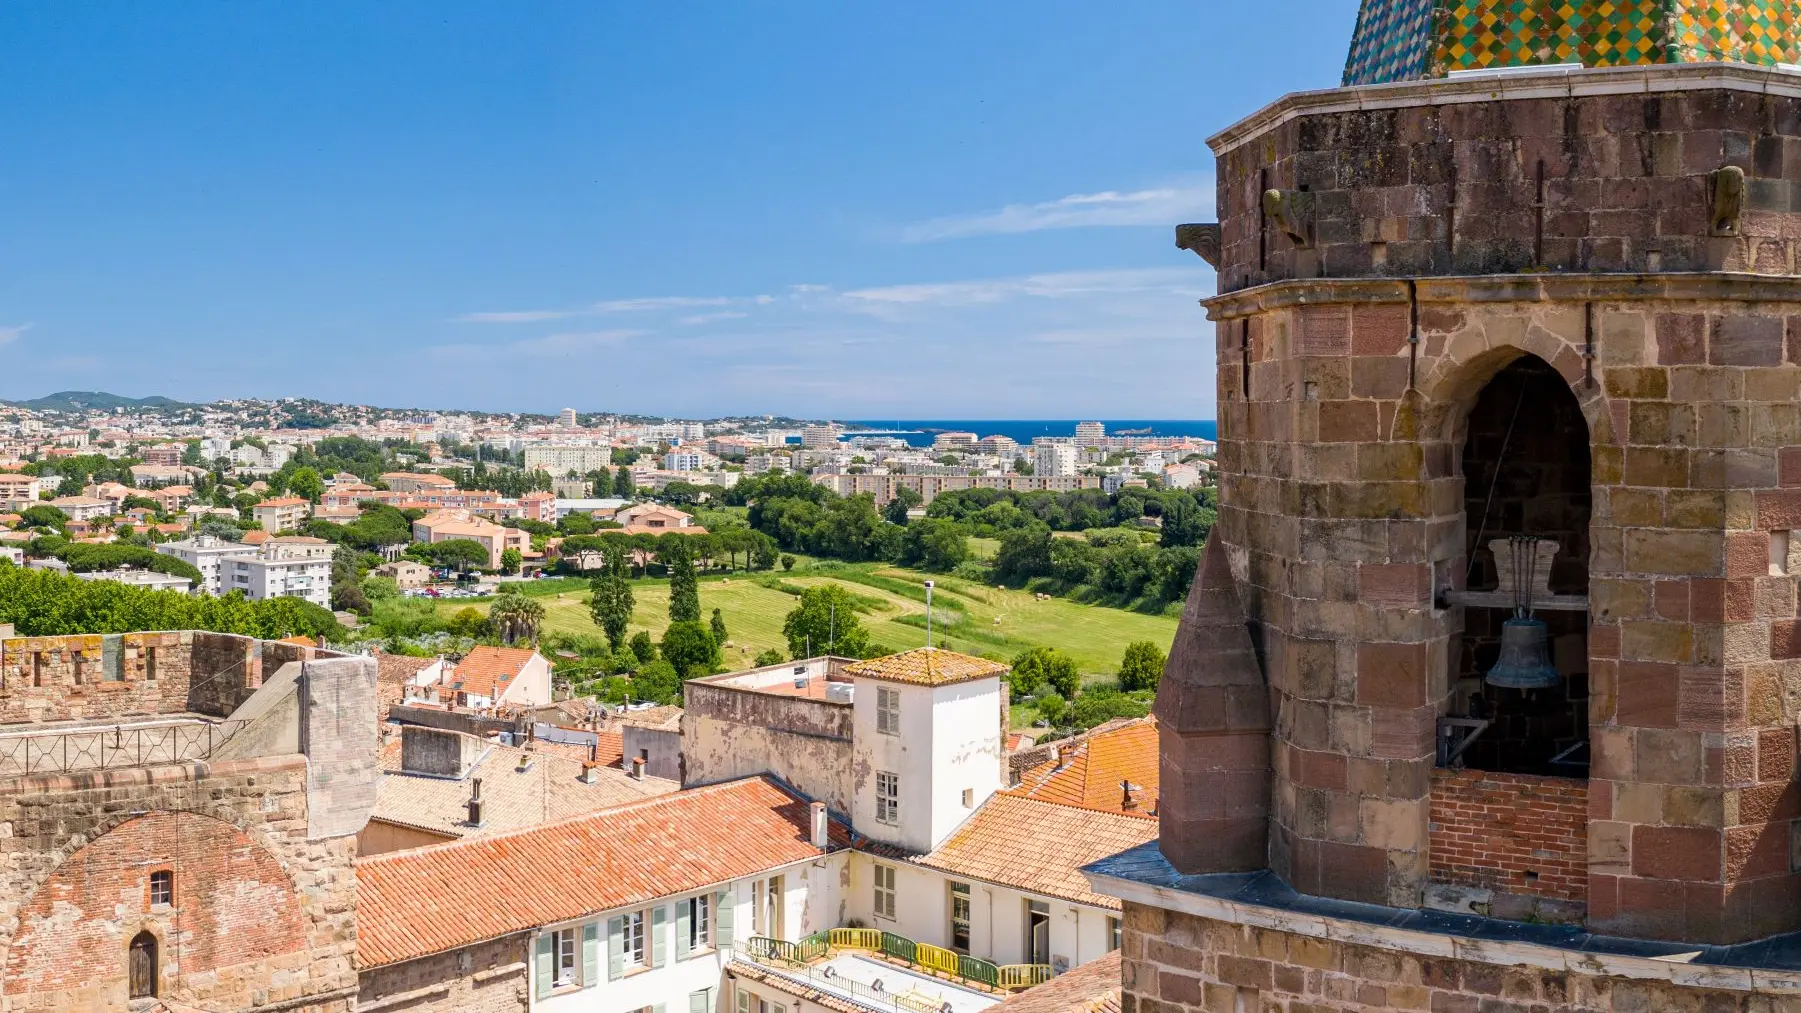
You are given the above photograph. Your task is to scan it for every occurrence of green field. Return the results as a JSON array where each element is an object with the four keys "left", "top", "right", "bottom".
[{"left": 442, "top": 563, "right": 1176, "bottom": 677}]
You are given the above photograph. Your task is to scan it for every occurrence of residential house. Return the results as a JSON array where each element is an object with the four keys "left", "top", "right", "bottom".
[
  {"left": 370, "top": 559, "right": 430, "bottom": 589},
  {"left": 48, "top": 495, "right": 113, "bottom": 523},
  {"left": 222, "top": 535, "right": 335, "bottom": 608},
  {"left": 353, "top": 777, "right": 854, "bottom": 1013},
  {"left": 412, "top": 508, "right": 530, "bottom": 569},
  {"left": 441, "top": 645, "right": 553, "bottom": 710},
  {"left": 128, "top": 464, "right": 200, "bottom": 487},
  {"left": 357, "top": 724, "right": 675, "bottom": 856},
  {"left": 380, "top": 471, "right": 458, "bottom": 493},
  {"left": 147, "top": 484, "right": 193, "bottom": 512},
  {"left": 251, "top": 496, "right": 311, "bottom": 533},
  {"left": 372, "top": 651, "right": 447, "bottom": 719}
]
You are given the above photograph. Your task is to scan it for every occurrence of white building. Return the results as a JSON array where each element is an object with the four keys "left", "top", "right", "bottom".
[
  {"left": 223, "top": 535, "right": 334, "bottom": 607},
  {"left": 560, "top": 408, "right": 578, "bottom": 428},
  {"left": 523, "top": 444, "right": 616, "bottom": 475},
  {"left": 72, "top": 568, "right": 195, "bottom": 594},
  {"left": 661, "top": 450, "right": 706, "bottom": 472},
  {"left": 1031, "top": 443, "right": 1079, "bottom": 479},
  {"left": 1073, "top": 421, "right": 1106, "bottom": 447},
  {"left": 157, "top": 534, "right": 262, "bottom": 596}
]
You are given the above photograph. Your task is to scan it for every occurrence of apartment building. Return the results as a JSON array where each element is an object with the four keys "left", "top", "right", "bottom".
[
  {"left": 47, "top": 495, "right": 113, "bottom": 523},
  {"left": 222, "top": 535, "right": 334, "bottom": 607},
  {"left": 810, "top": 471, "right": 1101, "bottom": 506},
  {"left": 0, "top": 473, "right": 48, "bottom": 510},
  {"left": 523, "top": 444, "right": 616, "bottom": 474},
  {"left": 157, "top": 534, "right": 262, "bottom": 595},
  {"left": 411, "top": 508, "right": 530, "bottom": 569},
  {"left": 251, "top": 496, "right": 310, "bottom": 533},
  {"left": 379, "top": 471, "right": 458, "bottom": 493},
  {"left": 1032, "top": 443, "right": 1078, "bottom": 479}
]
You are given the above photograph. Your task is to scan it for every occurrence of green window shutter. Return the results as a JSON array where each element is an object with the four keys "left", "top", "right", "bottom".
[
  {"left": 534, "top": 932, "right": 554, "bottom": 999},
  {"left": 676, "top": 898, "right": 692, "bottom": 961},
  {"left": 690, "top": 987, "right": 713, "bottom": 1013},
  {"left": 652, "top": 905, "right": 669, "bottom": 968},
  {"left": 607, "top": 916, "right": 625, "bottom": 981},
  {"left": 582, "top": 921, "right": 600, "bottom": 986},
  {"left": 715, "top": 889, "right": 733, "bottom": 947}
]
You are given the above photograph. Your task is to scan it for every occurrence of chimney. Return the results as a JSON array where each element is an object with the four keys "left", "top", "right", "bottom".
[
  {"left": 809, "top": 801, "right": 829, "bottom": 849},
  {"left": 1121, "top": 780, "right": 1139, "bottom": 812},
  {"left": 581, "top": 762, "right": 599, "bottom": 784},
  {"left": 588, "top": 739, "right": 599, "bottom": 764},
  {"left": 466, "top": 777, "right": 485, "bottom": 827},
  {"left": 630, "top": 756, "right": 645, "bottom": 780}
]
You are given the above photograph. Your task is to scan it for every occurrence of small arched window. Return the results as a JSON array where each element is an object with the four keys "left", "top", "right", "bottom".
[{"left": 128, "top": 931, "right": 158, "bottom": 999}]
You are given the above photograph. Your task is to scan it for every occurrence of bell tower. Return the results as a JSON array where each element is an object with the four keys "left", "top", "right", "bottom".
[{"left": 1151, "top": 0, "right": 1801, "bottom": 946}]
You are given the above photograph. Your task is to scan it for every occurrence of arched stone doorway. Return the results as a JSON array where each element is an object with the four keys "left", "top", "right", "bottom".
[
  {"left": 1449, "top": 353, "right": 1592, "bottom": 776},
  {"left": 128, "top": 931, "right": 158, "bottom": 999}
]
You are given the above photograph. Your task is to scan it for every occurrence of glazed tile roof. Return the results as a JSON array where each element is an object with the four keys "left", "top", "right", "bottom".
[
  {"left": 447, "top": 645, "right": 538, "bottom": 700},
  {"left": 355, "top": 776, "right": 849, "bottom": 968},
  {"left": 911, "top": 795, "right": 1157, "bottom": 910},
  {"left": 368, "top": 735, "right": 671, "bottom": 840},
  {"left": 842, "top": 647, "right": 1008, "bottom": 687},
  {"left": 991, "top": 951, "right": 1120, "bottom": 1013},
  {"left": 1006, "top": 718, "right": 1158, "bottom": 819}
]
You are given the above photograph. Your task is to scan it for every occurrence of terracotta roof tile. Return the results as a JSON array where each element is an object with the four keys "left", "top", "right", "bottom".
[
  {"left": 448, "top": 645, "right": 538, "bottom": 700},
  {"left": 843, "top": 647, "right": 1008, "bottom": 688},
  {"left": 911, "top": 795, "right": 1157, "bottom": 909},
  {"left": 355, "top": 776, "right": 847, "bottom": 968},
  {"left": 1006, "top": 718, "right": 1158, "bottom": 818},
  {"left": 991, "top": 951, "right": 1121, "bottom": 1013}
]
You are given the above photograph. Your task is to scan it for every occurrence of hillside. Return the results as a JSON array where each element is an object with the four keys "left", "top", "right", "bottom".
[{"left": 2, "top": 390, "right": 196, "bottom": 412}]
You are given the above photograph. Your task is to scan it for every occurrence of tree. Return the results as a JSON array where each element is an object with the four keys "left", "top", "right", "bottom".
[
  {"left": 361, "top": 576, "right": 400, "bottom": 602},
  {"left": 1072, "top": 689, "right": 1151, "bottom": 728},
  {"left": 1118, "top": 640, "right": 1167, "bottom": 693},
  {"left": 588, "top": 548, "right": 635, "bottom": 649},
  {"left": 1010, "top": 646, "right": 1080, "bottom": 700},
  {"left": 780, "top": 554, "right": 796, "bottom": 572},
  {"left": 488, "top": 591, "right": 546, "bottom": 645},
  {"left": 992, "top": 526, "right": 1054, "bottom": 584},
  {"left": 883, "top": 486, "right": 922, "bottom": 526},
  {"left": 782, "top": 585, "right": 869, "bottom": 659},
  {"left": 632, "top": 659, "right": 680, "bottom": 704},
  {"left": 499, "top": 547, "right": 523, "bottom": 575},
  {"left": 660, "top": 620, "right": 719, "bottom": 676},
  {"left": 753, "top": 647, "right": 785, "bottom": 667},
  {"left": 629, "top": 631, "right": 657, "bottom": 665},
  {"left": 898, "top": 519, "right": 968, "bottom": 572},
  {"left": 613, "top": 468, "right": 635, "bottom": 498},
  {"left": 425, "top": 539, "right": 490, "bottom": 572},
  {"left": 288, "top": 467, "right": 325, "bottom": 504},
  {"left": 710, "top": 607, "right": 728, "bottom": 644},
  {"left": 447, "top": 606, "right": 491, "bottom": 639},
  {"left": 18, "top": 505, "right": 69, "bottom": 532},
  {"left": 1158, "top": 491, "right": 1210, "bottom": 549},
  {"left": 665, "top": 540, "right": 700, "bottom": 623},
  {"left": 610, "top": 645, "right": 640, "bottom": 673}
]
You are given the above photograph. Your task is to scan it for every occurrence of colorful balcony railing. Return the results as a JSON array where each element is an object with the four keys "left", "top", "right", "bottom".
[{"left": 757, "top": 927, "right": 1051, "bottom": 993}]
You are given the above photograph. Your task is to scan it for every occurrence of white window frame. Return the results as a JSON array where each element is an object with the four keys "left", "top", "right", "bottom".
[
  {"left": 876, "top": 770, "right": 899, "bottom": 825},
  {"left": 874, "top": 864, "right": 897, "bottom": 919},
  {"left": 876, "top": 686, "right": 900, "bottom": 735},
  {"left": 688, "top": 893, "right": 712, "bottom": 950},
  {"left": 625, "top": 909, "right": 646, "bottom": 968},
  {"left": 552, "top": 926, "right": 580, "bottom": 987}
]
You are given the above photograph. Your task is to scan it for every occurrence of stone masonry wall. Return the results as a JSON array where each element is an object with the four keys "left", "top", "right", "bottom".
[
  {"left": 1210, "top": 273, "right": 1801, "bottom": 944},
  {"left": 1214, "top": 87, "right": 1801, "bottom": 293},
  {"left": 355, "top": 935, "right": 530, "bottom": 1013},
  {"left": 1119, "top": 902, "right": 1801, "bottom": 1013},
  {"left": 1428, "top": 768, "right": 1589, "bottom": 905},
  {"left": 0, "top": 755, "right": 358, "bottom": 1012}
]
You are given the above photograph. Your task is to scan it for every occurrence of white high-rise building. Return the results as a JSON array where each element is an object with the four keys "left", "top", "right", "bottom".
[
  {"left": 223, "top": 536, "right": 335, "bottom": 608},
  {"left": 1034, "top": 442, "right": 1079, "bottom": 478},
  {"left": 1074, "top": 420, "right": 1106, "bottom": 447},
  {"left": 559, "top": 408, "right": 578, "bottom": 428}
]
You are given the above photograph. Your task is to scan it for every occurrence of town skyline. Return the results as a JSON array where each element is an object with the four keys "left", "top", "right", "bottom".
[{"left": 0, "top": 3, "right": 1363, "bottom": 417}]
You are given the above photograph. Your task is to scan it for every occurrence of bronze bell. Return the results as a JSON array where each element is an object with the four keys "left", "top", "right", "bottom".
[{"left": 1485, "top": 616, "right": 1561, "bottom": 690}]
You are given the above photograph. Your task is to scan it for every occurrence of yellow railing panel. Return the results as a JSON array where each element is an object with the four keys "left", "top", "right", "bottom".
[
  {"left": 830, "top": 927, "right": 882, "bottom": 951},
  {"left": 998, "top": 964, "right": 1053, "bottom": 989},
  {"left": 915, "top": 942, "right": 960, "bottom": 977}
]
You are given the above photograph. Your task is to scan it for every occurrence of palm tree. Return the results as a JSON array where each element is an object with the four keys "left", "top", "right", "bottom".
[{"left": 488, "top": 592, "right": 546, "bottom": 646}]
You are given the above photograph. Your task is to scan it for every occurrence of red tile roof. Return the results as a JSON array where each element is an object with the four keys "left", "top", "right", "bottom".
[
  {"left": 842, "top": 647, "right": 1008, "bottom": 687},
  {"left": 447, "top": 645, "right": 538, "bottom": 700},
  {"left": 991, "top": 951, "right": 1121, "bottom": 1012},
  {"left": 354, "top": 776, "right": 845, "bottom": 968},
  {"left": 1006, "top": 718, "right": 1158, "bottom": 818},
  {"left": 911, "top": 794, "right": 1157, "bottom": 909}
]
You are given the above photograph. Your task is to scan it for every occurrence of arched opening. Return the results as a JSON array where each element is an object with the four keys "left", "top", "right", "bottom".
[
  {"left": 128, "top": 930, "right": 158, "bottom": 999},
  {"left": 1447, "top": 354, "right": 1591, "bottom": 777}
]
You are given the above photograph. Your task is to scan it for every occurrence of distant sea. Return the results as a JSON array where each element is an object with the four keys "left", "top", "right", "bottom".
[{"left": 840, "top": 420, "right": 1217, "bottom": 448}]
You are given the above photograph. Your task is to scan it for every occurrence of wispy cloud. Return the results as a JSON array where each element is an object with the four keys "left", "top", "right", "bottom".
[
  {"left": 901, "top": 183, "right": 1214, "bottom": 242},
  {"left": 592, "top": 296, "right": 733, "bottom": 313},
  {"left": 0, "top": 323, "right": 32, "bottom": 346},
  {"left": 431, "top": 329, "right": 641, "bottom": 362},
  {"left": 843, "top": 267, "right": 1204, "bottom": 308},
  {"left": 452, "top": 309, "right": 581, "bottom": 323},
  {"left": 678, "top": 311, "right": 748, "bottom": 326}
]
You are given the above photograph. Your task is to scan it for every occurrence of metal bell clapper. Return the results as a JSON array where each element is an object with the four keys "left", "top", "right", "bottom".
[{"left": 1485, "top": 536, "right": 1562, "bottom": 690}]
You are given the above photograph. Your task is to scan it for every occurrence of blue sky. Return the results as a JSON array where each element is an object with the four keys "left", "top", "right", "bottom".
[{"left": 0, "top": 3, "right": 1361, "bottom": 418}]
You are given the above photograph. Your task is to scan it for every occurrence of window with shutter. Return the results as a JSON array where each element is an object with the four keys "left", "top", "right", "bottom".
[
  {"left": 873, "top": 864, "right": 897, "bottom": 919},
  {"left": 607, "top": 916, "right": 625, "bottom": 981},
  {"left": 676, "top": 897, "right": 692, "bottom": 961},
  {"left": 651, "top": 905, "right": 669, "bottom": 967},
  {"left": 875, "top": 771, "right": 899, "bottom": 825},
  {"left": 582, "top": 921, "right": 600, "bottom": 985},
  {"left": 535, "top": 932, "right": 555, "bottom": 998},
  {"left": 689, "top": 987, "right": 714, "bottom": 1013},
  {"left": 877, "top": 687, "right": 900, "bottom": 735},
  {"left": 715, "top": 888, "right": 734, "bottom": 947}
]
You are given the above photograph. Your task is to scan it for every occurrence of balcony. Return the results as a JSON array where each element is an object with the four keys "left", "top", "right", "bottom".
[{"left": 735, "top": 929, "right": 1052, "bottom": 1013}]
